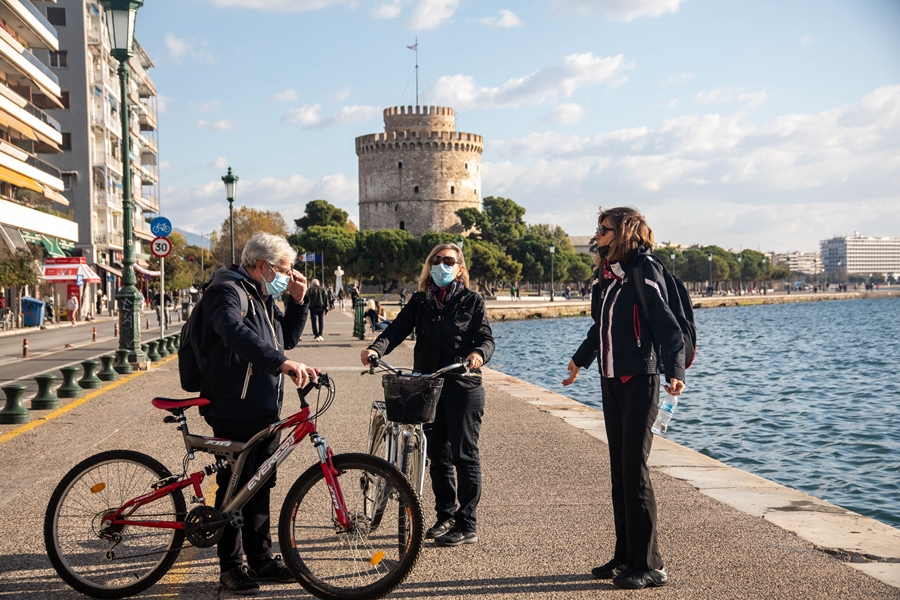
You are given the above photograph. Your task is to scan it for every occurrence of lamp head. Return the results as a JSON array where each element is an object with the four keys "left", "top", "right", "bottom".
[
  {"left": 549, "top": 242, "right": 555, "bottom": 254},
  {"left": 100, "top": 0, "right": 143, "bottom": 60},
  {"left": 222, "top": 167, "right": 238, "bottom": 202}
]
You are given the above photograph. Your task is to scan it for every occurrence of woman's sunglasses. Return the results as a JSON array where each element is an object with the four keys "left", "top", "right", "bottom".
[
  {"left": 596, "top": 223, "right": 616, "bottom": 237},
  {"left": 430, "top": 255, "right": 460, "bottom": 266}
]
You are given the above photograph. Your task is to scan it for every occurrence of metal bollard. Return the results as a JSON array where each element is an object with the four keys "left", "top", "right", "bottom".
[
  {"left": 31, "top": 374, "right": 59, "bottom": 410},
  {"left": 146, "top": 340, "right": 161, "bottom": 362},
  {"left": 57, "top": 366, "right": 83, "bottom": 399},
  {"left": 78, "top": 360, "right": 103, "bottom": 389},
  {"left": 114, "top": 323, "right": 119, "bottom": 337},
  {"left": 22, "top": 338, "right": 28, "bottom": 358},
  {"left": 146, "top": 318, "right": 150, "bottom": 331},
  {"left": 0, "top": 384, "right": 29, "bottom": 424},
  {"left": 92, "top": 326, "right": 97, "bottom": 342},
  {"left": 97, "top": 355, "right": 119, "bottom": 382},
  {"left": 113, "top": 349, "right": 133, "bottom": 375},
  {"left": 156, "top": 337, "right": 169, "bottom": 359}
]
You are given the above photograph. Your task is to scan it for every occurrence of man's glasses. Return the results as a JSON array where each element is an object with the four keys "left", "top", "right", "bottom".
[
  {"left": 430, "top": 255, "right": 460, "bottom": 266},
  {"left": 596, "top": 223, "right": 616, "bottom": 237}
]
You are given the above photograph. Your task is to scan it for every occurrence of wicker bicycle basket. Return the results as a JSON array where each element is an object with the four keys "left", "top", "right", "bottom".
[{"left": 381, "top": 374, "right": 443, "bottom": 424}]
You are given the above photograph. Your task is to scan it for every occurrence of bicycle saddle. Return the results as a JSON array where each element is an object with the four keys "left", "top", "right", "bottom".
[{"left": 151, "top": 398, "right": 211, "bottom": 412}]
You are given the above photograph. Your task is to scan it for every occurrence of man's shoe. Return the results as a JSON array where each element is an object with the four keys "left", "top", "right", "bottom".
[
  {"left": 591, "top": 559, "right": 628, "bottom": 580},
  {"left": 220, "top": 565, "right": 260, "bottom": 595},
  {"left": 613, "top": 567, "right": 668, "bottom": 589},
  {"left": 249, "top": 555, "right": 295, "bottom": 584},
  {"left": 434, "top": 527, "right": 477, "bottom": 546},
  {"left": 425, "top": 518, "right": 455, "bottom": 539}
]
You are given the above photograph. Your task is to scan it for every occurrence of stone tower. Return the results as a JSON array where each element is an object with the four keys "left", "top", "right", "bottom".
[{"left": 356, "top": 105, "right": 483, "bottom": 237}]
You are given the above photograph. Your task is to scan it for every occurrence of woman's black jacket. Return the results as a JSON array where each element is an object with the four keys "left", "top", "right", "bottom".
[
  {"left": 367, "top": 288, "right": 495, "bottom": 394},
  {"left": 572, "top": 248, "right": 686, "bottom": 383}
]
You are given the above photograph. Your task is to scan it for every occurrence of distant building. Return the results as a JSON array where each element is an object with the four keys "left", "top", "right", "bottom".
[
  {"left": 569, "top": 235, "right": 592, "bottom": 254},
  {"left": 41, "top": 0, "right": 160, "bottom": 303},
  {"left": 356, "top": 105, "right": 483, "bottom": 237},
  {"left": 821, "top": 233, "right": 900, "bottom": 277},
  {"left": 774, "top": 251, "right": 822, "bottom": 276}
]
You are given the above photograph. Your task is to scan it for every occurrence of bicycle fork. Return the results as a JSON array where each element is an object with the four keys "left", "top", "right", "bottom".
[{"left": 311, "top": 433, "right": 354, "bottom": 531}]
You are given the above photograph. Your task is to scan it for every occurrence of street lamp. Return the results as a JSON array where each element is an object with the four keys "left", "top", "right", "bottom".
[
  {"left": 456, "top": 234, "right": 464, "bottom": 250},
  {"left": 762, "top": 256, "right": 768, "bottom": 295},
  {"left": 549, "top": 241, "right": 556, "bottom": 302},
  {"left": 222, "top": 167, "right": 238, "bottom": 265},
  {"left": 737, "top": 254, "right": 742, "bottom": 295},
  {"left": 708, "top": 253, "right": 713, "bottom": 297},
  {"left": 670, "top": 251, "right": 675, "bottom": 275},
  {"left": 102, "top": 0, "right": 145, "bottom": 369}
]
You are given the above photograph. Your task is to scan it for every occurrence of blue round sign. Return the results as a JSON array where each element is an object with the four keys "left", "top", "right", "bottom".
[{"left": 150, "top": 217, "right": 172, "bottom": 237}]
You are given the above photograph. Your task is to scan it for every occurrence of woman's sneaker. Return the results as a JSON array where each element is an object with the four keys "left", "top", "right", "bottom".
[
  {"left": 425, "top": 518, "right": 455, "bottom": 539},
  {"left": 220, "top": 565, "right": 260, "bottom": 595},
  {"left": 434, "top": 527, "right": 477, "bottom": 546}
]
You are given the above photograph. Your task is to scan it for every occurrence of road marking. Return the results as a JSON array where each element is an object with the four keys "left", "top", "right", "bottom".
[{"left": 0, "top": 355, "right": 178, "bottom": 445}]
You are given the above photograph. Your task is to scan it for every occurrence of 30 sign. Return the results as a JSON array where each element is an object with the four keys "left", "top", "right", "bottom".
[{"left": 150, "top": 236, "right": 173, "bottom": 258}]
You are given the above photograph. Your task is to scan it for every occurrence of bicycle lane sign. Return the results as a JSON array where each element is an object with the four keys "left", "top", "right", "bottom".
[{"left": 150, "top": 217, "right": 172, "bottom": 238}]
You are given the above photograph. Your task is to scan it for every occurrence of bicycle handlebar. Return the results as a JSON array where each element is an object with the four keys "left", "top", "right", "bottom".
[{"left": 364, "top": 355, "right": 472, "bottom": 379}]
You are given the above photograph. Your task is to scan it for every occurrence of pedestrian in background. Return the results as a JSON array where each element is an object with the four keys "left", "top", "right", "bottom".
[
  {"left": 563, "top": 206, "right": 686, "bottom": 590},
  {"left": 66, "top": 293, "right": 78, "bottom": 327},
  {"left": 307, "top": 279, "right": 328, "bottom": 342},
  {"left": 326, "top": 285, "right": 335, "bottom": 311},
  {"left": 336, "top": 286, "right": 346, "bottom": 311}
]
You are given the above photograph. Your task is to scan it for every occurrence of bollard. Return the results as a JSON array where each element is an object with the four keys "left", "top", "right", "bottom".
[
  {"left": 92, "top": 326, "right": 97, "bottom": 342},
  {"left": 140, "top": 342, "right": 149, "bottom": 357},
  {"left": 146, "top": 340, "right": 161, "bottom": 362},
  {"left": 0, "top": 384, "right": 29, "bottom": 424},
  {"left": 22, "top": 338, "right": 28, "bottom": 358},
  {"left": 114, "top": 323, "right": 119, "bottom": 337},
  {"left": 57, "top": 366, "right": 83, "bottom": 398},
  {"left": 145, "top": 318, "right": 150, "bottom": 331},
  {"left": 31, "top": 374, "right": 59, "bottom": 410},
  {"left": 156, "top": 338, "right": 169, "bottom": 359},
  {"left": 353, "top": 298, "right": 366, "bottom": 340},
  {"left": 97, "top": 355, "right": 119, "bottom": 382},
  {"left": 113, "top": 349, "right": 133, "bottom": 375},
  {"left": 175, "top": 333, "right": 182, "bottom": 350},
  {"left": 165, "top": 336, "right": 176, "bottom": 355},
  {"left": 78, "top": 360, "right": 103, "bottom": 389}
]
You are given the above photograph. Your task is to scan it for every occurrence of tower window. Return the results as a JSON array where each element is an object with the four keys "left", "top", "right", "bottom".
[
  {"left": 398, "top": 161, "right": 402, "bottom": 169},
  {"left": 395, "top": 205, "right": 399, "bottom": 211},
  {"left": 399, "top": 221, "right": 405, "bottom": 230},
  {"left": 450, "top": 186, "right": 455, "bottom": 194},
  {"left": 465, "top": 163, "right": 468, "bottom": 169},
  {"left": 414, "top": 185, "right": 419, "bottom": 194}
]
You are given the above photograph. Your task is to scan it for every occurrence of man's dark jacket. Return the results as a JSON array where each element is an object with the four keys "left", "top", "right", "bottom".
[
  {"left": 367, "top": 288, "right": 494, "bottom": 394},
  {"left": 198, "top": 266, "right": 308, "bottom": 420},
  {"left": 307, "top": 285, "right": 328, "bottom": 310},
  {"left": 572, "top": 248, "right": 686, "bottom": 383}
]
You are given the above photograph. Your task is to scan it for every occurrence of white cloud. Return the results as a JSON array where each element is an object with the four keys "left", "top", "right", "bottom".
[
  {"left": 164, "top": 34, "right": 216, "bottom": 64},
  {"left": 281, "top": 104, "right": 381, "bottom": 128},
  {"left": 696, "top": 86, "right": 769, "bottom": 108},
  {"left": 333, "top": 88, "right": 351, "bottom": 101},
  {"left": 661, "top": 72, "right": 695, "bottom": 86},
  {"left": 407, "top": 0, "right": 458, "bottom": 30},
  {"left": 270, "top": 89, "right": 299, "bottom": 103},
  {"left": 210, "top": 156, "right": 230, "bottom": 170},
  {"left": 159, "top": 160, "right": 174, "bottom": 171},
  {"left": 196, "top": 119, "right": 240, "bottom": 130},
  {"left": 189, "top": 100, "right": 221, "bottom": 113},
  {"left": 552, "top": 0, "right": 682, "bottom": 21},
  {"left": 475, "top": 9, "right": 523, "bottom": 28},
  {"left": 800, "top": 34, "right": 814, "bottom": 45},
  {"left": 203, "top": 0, "right": 352, "bottom": 11},
  {"left": 431, "top": 52, "right": 630, "bottom": 110},
  {"left": 543, "top": 103, "right": 586, "bottom": 124},
  {"left": 372, "top": 0, "right": 402, "bottom": 19}
]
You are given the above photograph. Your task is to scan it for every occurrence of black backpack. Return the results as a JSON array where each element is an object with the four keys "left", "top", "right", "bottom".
[
  {"left": 632, "top": 255, "right": 697, "bottom": 369},
  {"left": 178, "top": 278, "right": 249, "bottom": 392}
]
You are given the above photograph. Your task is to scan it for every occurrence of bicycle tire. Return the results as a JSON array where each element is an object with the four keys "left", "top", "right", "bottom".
[
  {"left": 364, "top": 410, "right": 391, "bottom": 529},
  {"left": 44, "top": 450, "right": 186, "bottom": 599},
  {"left": 279, "top": 453, "right": 424, "bottom": 600}
]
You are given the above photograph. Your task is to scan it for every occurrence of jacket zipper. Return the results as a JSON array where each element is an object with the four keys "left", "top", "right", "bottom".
[
  {"left": 240, "top": 363, "right": 252, "bottom": 399},
  {"left": 633, "top": 305, "right": 642, "bottom": 348}
]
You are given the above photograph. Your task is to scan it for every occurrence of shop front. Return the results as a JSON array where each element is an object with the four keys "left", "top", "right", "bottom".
[{"left": 41, "top": 258, "right": 102, "bottom": 320}]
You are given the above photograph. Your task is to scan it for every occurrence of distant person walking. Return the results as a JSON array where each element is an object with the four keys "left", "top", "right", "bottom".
[
  {"left": 563, "top": 206, "right": 686, "bottom": 590},
  {"left": 66, "top": 293, "right": 79, "bottom": 327},
  {"left": 336, "top": 286, "right": 346, "bottom": 311},
  {"left": 307, "top": 279, "right": 328, "bottom": 342}
]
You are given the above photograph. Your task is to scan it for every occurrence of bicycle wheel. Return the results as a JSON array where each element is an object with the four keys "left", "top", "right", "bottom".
[
  {"left": 400, "top": 428, "right": 426, "bottom": 498},
  {"left": 45, "top": 450, "right": 186, "bottom": 599},
  {"left": 279, "top": 453, "right": 424, "bottom": 600},
  {"left": 363, "top": 409, "right": 391, "bottom": 529}
]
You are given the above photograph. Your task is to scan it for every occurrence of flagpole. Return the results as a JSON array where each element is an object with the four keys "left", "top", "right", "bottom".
[{"left": 415, "top": 36, "right": 419, "bottom": 106}]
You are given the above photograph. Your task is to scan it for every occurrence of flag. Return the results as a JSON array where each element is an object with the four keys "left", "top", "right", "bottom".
[{"left": 407, "top": 43, "right": 417, "bottom": 50}]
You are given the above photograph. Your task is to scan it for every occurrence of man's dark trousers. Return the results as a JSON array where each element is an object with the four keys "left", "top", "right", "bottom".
[
  {"left": 310, "top": 307, "right": 325, "bottom": 338},
  {"left": 204, "top": 415, "right": 280, "bottom": 572},
  {"left": 601, "top": 374, "right": 662, "bottom": 572},
  {"left": 423, "top": 387, "right": 484, "bottom": 533}
]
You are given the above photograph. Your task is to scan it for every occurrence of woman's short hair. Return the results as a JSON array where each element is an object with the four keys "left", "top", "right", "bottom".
[
  {"left": 418, "top": 243, "right": 470, "bottom": 292},
  {"left": 240, "top": 233, "right": 297, "bottom": 269},
  {"left": 310, "top": 279, "right": 320, "bottom": 287},
  {"left": 365, "top": 299, "right": 376, "bottom": 311},
  {"left": 597, "top": 206, "right": 654, "bottom": 265}
]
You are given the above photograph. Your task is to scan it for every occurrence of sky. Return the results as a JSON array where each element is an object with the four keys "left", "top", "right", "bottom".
[{"left": 135, "top": 0, "right": 900, "bottom": 253}]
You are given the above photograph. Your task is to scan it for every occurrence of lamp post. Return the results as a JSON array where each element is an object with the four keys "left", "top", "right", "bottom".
[
  {"left": 737, "top": 254, "right": 742, "bottom": 295},
  {"left": 670, "top": 251, "right": 675, "bottom": 275},
  {"left": 456, "top": 234, "right": 464, "bottom": 250},
  {"left": 762, "top": 256, "right": 768, "bottom": 295},
  {"left": 708, "top": 253, "right": 713, "bottom": 297},
  {"left": 222, "top": 167, "right": 238, "bottom": 266},
  {"left": 549, "top": 241, "right": 556, "bottom": 302},
  {"left": 102, "top": 0, "right": 145, "bottom": 367}
]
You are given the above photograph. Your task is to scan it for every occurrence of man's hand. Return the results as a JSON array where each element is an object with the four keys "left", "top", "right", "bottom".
[
  {"left": 562, "top": 360, "right": 580, "bottom": 386},
  {"left": 664, "top": 378, "right": 685, "bottom": 396},
  {"left": 287, "top": 269, "right": 307, "bottom": 303},
  {"left": 280, "top": 360, "right": 317, "bottom": 387},
  {"left": 466, "top": 351, "right": 484, "bottom": 369},
  {"left": 360, "top": 349, "right": 378, "bottom": 367}
]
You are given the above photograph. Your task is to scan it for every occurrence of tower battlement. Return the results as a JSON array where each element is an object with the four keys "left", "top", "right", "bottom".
[
  {"left": 355, "top": 129, "right": 483, "bottom": 155},
  {"left": 383, "top": 105, "right": 455, "bottom": 132}
]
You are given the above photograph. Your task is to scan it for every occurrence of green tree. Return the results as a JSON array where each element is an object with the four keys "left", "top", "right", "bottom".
[
  {"left": 352, "top": 229, "right": 420, "bottom": 291},
  {"left": 457, "top": 196, "right": 526, "bottom": 250},
  {"left": 290, "top": 225, "right": 357, "bottom": 283},
  {"left": 568, "top": 254, "right": 594, "bottom": 284},
  {"left": 465, "top": 239, "right": 522, "bottom": 296},
  {"left": 0, "top": 245, "right": 42, "bottom": 323},
  {"left": 294, "top": 199, "right": 350, "bottom": 231}
]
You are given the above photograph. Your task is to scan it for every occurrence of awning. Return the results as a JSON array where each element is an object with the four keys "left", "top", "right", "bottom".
[
  {"left": 0, "top": 165, "right": 42, "bottom": 192},
  {"left": 133, "top": 263, "right": 161, "bottom": 278},
  {"left": 41, "top": 186, "right": 69, "bottom": 206},
  {"left": 0, "top": 225, "right": 26, "bottom": 252},
  {"left": 0, "top": 111, "right": 38, "bottom": 141},
  {"left": 42, "top": 262, "right": 102, "bottom": 284},
  {"left": 21, "top": 231, "right": 73, "bottom": 258},
  {"left": 34, "top": 129, "right": 61, "bottom": 153},
  {"left": 95, "top": 263, "right": 123, "bottom": 277}
]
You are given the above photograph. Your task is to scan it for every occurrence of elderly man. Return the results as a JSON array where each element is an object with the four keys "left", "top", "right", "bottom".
[{"left": 198, "top": 232, "right": 318, "bottom": 595}]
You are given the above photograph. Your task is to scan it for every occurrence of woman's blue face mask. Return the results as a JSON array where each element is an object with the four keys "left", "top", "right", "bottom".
[{"left": 430, "top": 263, "right": 457, "bottom": 287}]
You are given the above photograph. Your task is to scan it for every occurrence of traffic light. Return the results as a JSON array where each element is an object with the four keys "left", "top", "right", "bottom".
[{"left": 188, "top": 255, "right": 195, "bottom": 262}]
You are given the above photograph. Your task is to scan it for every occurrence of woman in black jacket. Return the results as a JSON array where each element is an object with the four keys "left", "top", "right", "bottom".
[
  {"left": 563, "top": 207, "right": 685, "bottom": 590},
  {"left": 361, "top": 243, "right": 494, "bottom": 547}
]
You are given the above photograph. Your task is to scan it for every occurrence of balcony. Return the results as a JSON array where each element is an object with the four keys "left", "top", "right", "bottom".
[
  {"left": 0, "top": 26, "right": 60, "bottom": 98},
  {"left": 139, "top": 133, "right": 158, "bottom": 153},
  {"left": 10, "top": 0, "right": 59, "bottom": 50},
  {"left": 94, "top": 231, "right": 124, "bottom": 247},
  {"left": 139, "top": 110, "right": 156, "bottom": 131},
  {"left": 138, "top": 163, "right": 158, "bottom": 184},
  {"left": 94, "top": 189, "right": 123, "bottom": 211},
  {"left": 90, "top": 108, "right": 122, "bottom": 137},
  {"left": 25, "top": 153, "right": 61, "bottom": 179},
  {"left": 92, "top": 150, "right": 123, "bottom": 177},
  {"left": 134, "top": 218, "right": 154, "bottom": 241}
]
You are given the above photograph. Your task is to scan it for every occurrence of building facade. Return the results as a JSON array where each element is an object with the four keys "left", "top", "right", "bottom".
[
  {"left": 821, "top": 234, "right": 900, "bottom": 278},
  {"left": 774, "top": 251, "right": 822, "bottom": 276},
  {"left": 356, "top": 105, "right": 482, "bottom": 237},
  {"left": 38, "top": 0, "right": 160, "bottom": 304},
  {"left": 0, "top": 0, "right": 75, "bottom": 269}
]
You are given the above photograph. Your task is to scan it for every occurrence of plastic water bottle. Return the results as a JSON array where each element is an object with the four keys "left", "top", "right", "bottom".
[{"left": 651, "top": 393, "right": 678, "bottom": 437}]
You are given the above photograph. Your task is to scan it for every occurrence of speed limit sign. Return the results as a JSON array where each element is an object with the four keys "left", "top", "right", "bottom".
[{"left": 150, "top": 236, "right": 173, "bottom": 258}]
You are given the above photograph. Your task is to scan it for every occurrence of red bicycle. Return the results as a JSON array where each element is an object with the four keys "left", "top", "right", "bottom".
[{"left": 44, "top": 373, "right": 424, "bottom": 600}]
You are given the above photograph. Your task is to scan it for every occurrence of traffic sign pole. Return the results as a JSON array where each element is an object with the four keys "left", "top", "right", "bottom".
[{"left": 160, "top": 257, "right": 165, "bottom": 341}]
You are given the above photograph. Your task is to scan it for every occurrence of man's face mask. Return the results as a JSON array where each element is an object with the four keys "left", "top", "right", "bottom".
[{"left": 262, "top": 262, "right": 290, "bottom": 296}]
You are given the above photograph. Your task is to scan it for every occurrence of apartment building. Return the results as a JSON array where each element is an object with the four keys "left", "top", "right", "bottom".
[
  {"left": 38, "top": 0, "right": 159, "bottom": 304},
  {"left": 821, "top": 233, "right": 900, "bottom": 277},
  {"left": 774, "top": 251, "right": 822, "bottom": 276},
  {"left": 0, "top": 0, "right": 75, "bottom": 269}
]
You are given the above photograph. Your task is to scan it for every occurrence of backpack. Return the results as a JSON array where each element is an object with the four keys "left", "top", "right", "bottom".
[
  {"left": 632, "top": 255, "right": 697, "bottom": 369},
  {"left": 178, "top": 277, "right": 249, "bottom": 392}
]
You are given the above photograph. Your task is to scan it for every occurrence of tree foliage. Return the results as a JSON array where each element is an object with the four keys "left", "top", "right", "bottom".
[
  {"left": 290, "top": 225, "right": 357, "bottom": 281},
  {"left": 294, "top": 200, "right": 350, "bottom": 231},
  {"left": 352, "top": 229, "right": 421, "bottom": 289},
  {"left": 457, "top": 196, "right": 526, "bottom": 250},
  {"left": 214, "top": 206, "right": 289, "bottom": 265},
  {"left": 465, "top": 239, "right": 522, "bottom": 295}
]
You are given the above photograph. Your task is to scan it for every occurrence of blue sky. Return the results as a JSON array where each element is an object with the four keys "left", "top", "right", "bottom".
[{"left": 136, "top": 0, "right": 900, "bottom": 252}]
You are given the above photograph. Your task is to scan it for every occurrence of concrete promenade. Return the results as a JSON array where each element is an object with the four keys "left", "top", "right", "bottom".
[{"left": 0, "top": 310, "right": 898, "bottom": 598}]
